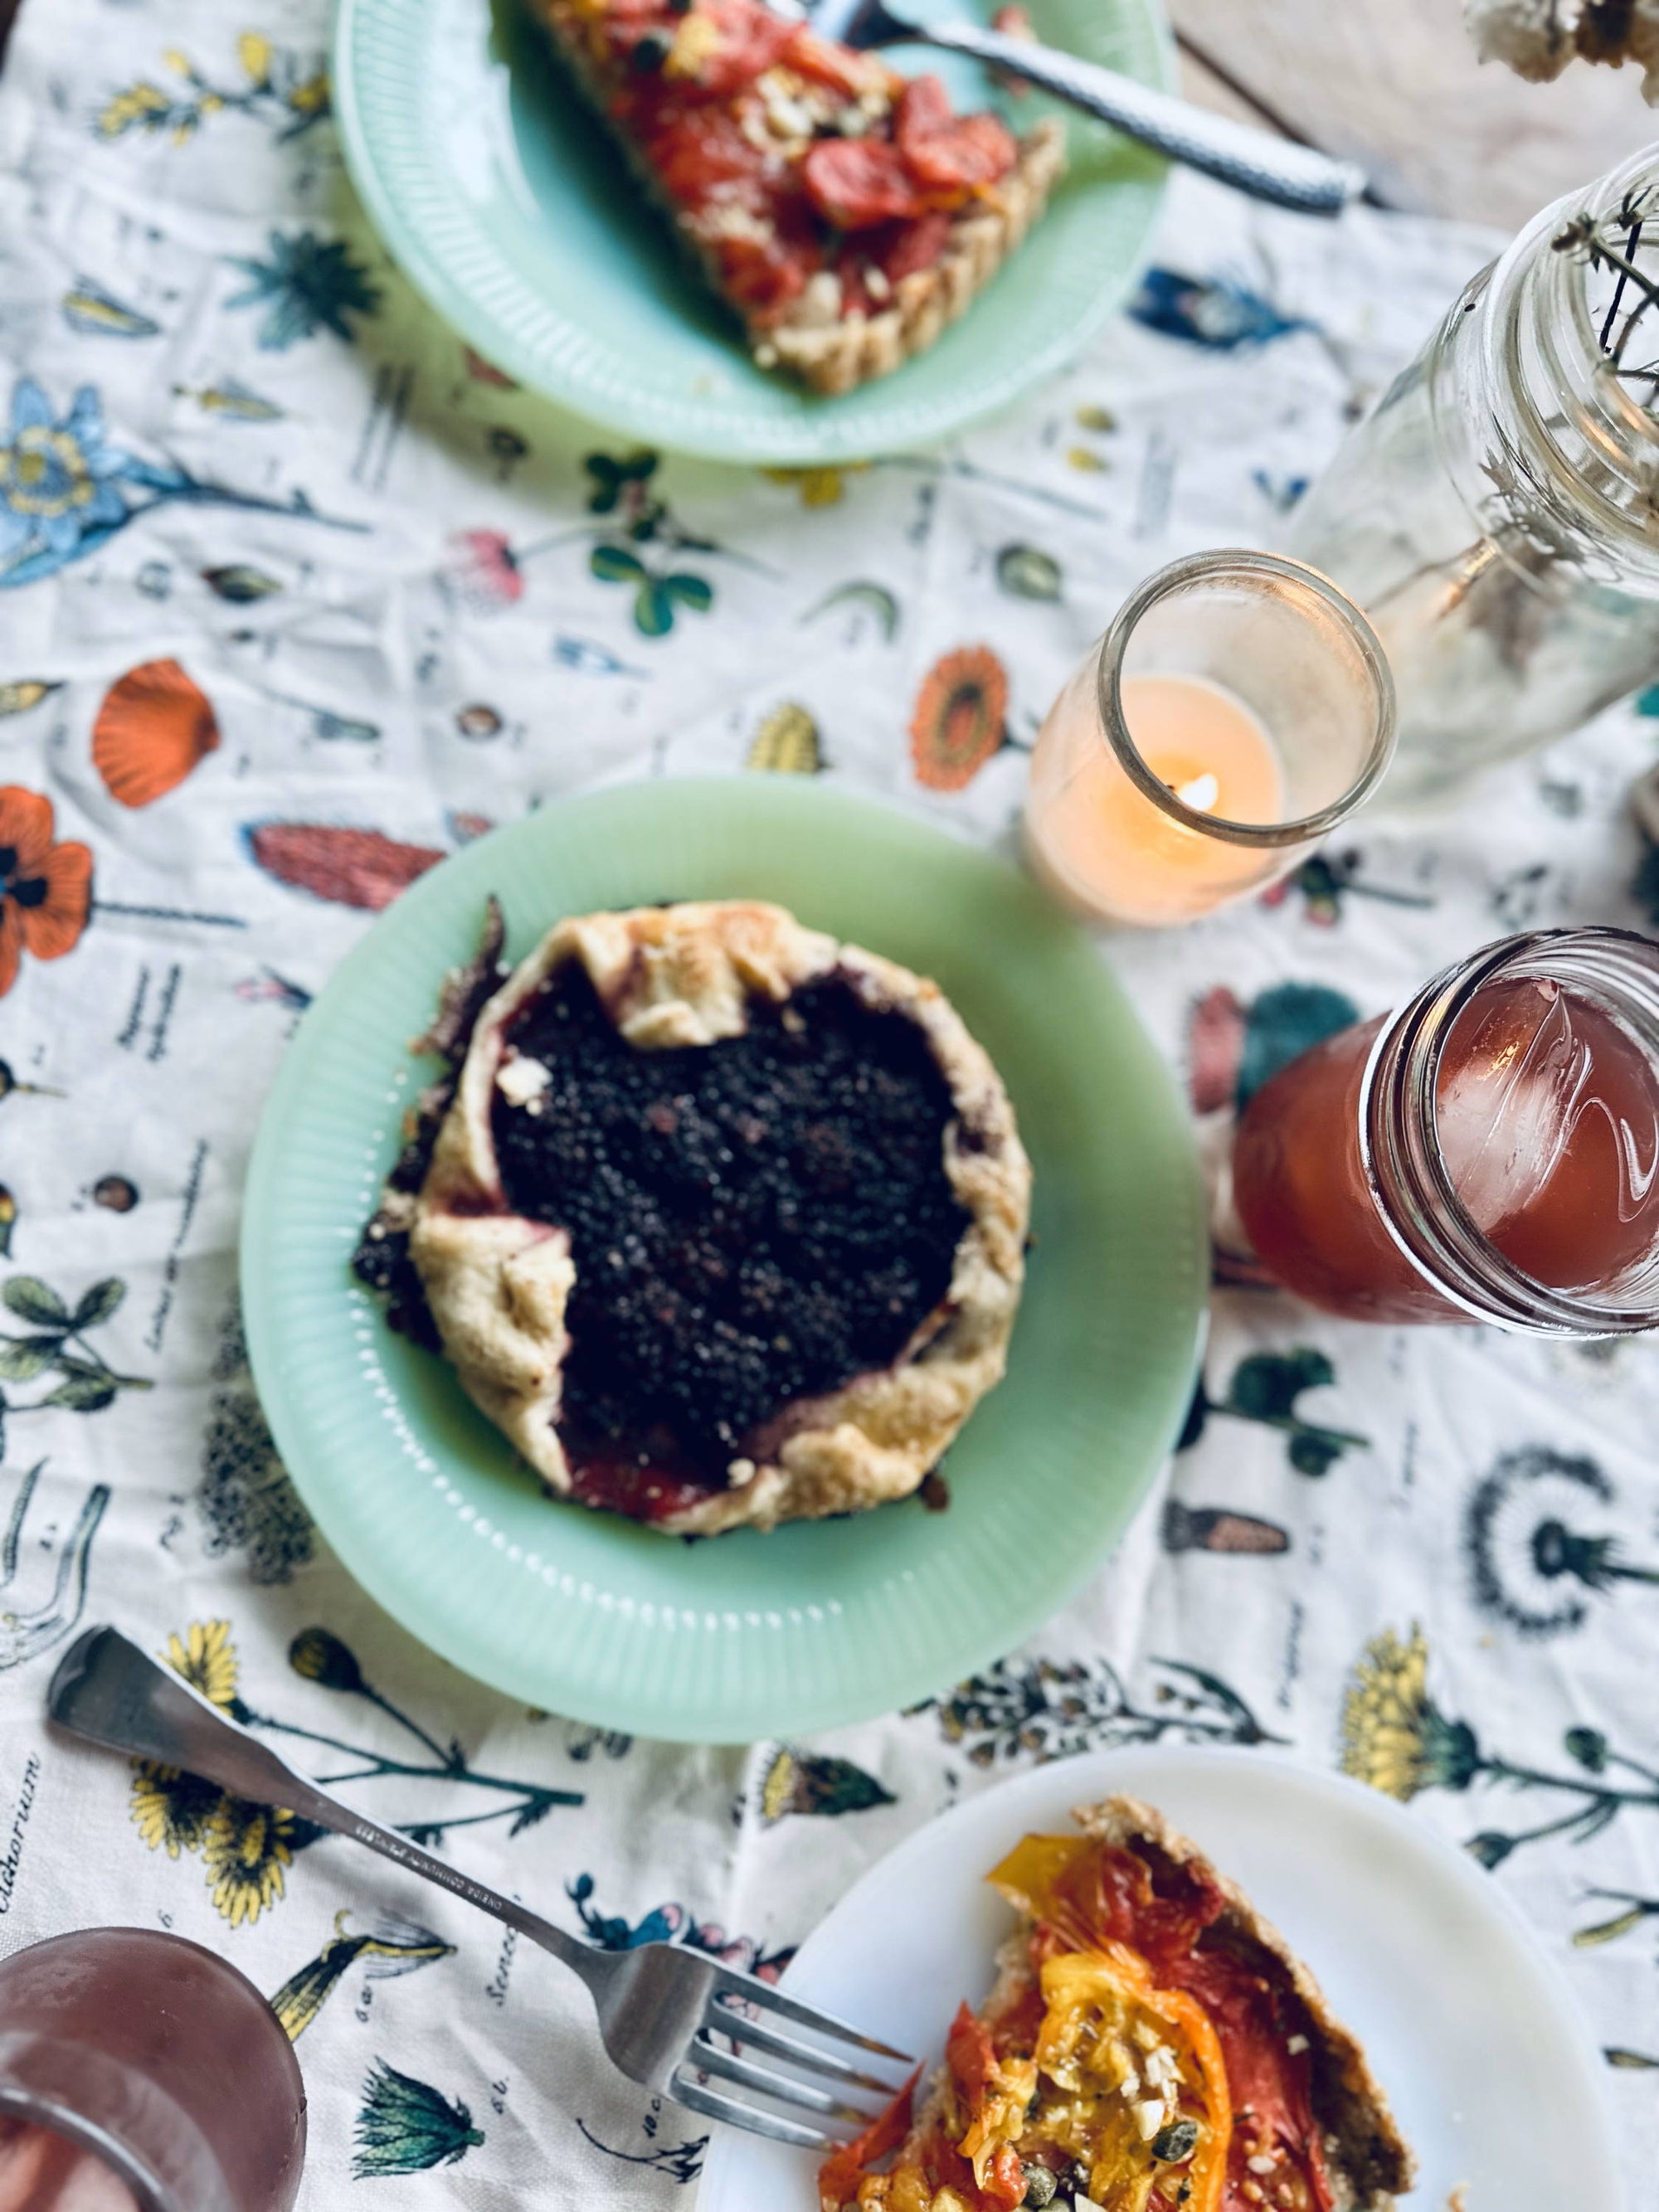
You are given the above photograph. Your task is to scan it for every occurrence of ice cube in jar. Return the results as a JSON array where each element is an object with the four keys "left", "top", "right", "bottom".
[{"left": 1437, "top": 977, "right": 1659, "bottom": 1294}]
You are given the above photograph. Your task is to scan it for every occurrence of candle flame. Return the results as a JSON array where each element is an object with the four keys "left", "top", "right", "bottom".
[{"left": 1175, "top": 771, "right": 1220, "bottom": 813}]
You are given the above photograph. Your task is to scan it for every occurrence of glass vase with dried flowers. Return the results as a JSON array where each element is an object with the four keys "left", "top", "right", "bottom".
[{"left": 1285, "top": 145, "right": 1659, "bottom": 807}]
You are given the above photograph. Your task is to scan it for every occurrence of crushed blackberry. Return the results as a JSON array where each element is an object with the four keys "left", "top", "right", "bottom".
[{"left": 493, "top": 963, "right": 967, "bottom": 1490}]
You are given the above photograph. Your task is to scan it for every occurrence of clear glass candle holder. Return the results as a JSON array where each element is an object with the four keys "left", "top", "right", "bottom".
[{"left": 1023, "top": 550, "right": 1396, "bottom": 928}]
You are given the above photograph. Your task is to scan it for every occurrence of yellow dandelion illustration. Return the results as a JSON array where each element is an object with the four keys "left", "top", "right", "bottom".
[
  {"left": 760, "top": 1748, "right": 800, "bottom": 1826},
  {"left": 761, "top": 464, "right": 867, "bottom": 508},
  {"left": 1340, "top": 1624, "right": 1481, "bottom": 1801},
  {"left": 747, "top": 702, "right": 822, "bottom": 775},
  {"left": 1342, "top": 1625, "right": 1431, "bottom": 1799},
  {"left": 96, "top": 83, "right": 169, "bottom": 138},
  {"left": 238, "top": 32, "right": 274, "bottom": 85},
  {"left": 162, "top": 48, "right": 193, "bottom": 76},
  {"left": 204, "top": 1796, "right": 294, "bottom": 1928},
  {"left": 130, "top": 1761, "right": 220, "bottom": 1858},
  {"left": 287, "top": 71, "right": 330, "bottom": 116},
  {"left": 757, "top": 1746, "right": 893, "bottom": 1825},
  {"left": 165, "top": 1618, "right": 239, "bottom": 1709}
]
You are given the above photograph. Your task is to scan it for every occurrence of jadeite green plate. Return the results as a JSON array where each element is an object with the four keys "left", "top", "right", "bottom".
[
  {"left": 241, "top": 781, "right": 1207, "bottom": 1743},
  {"left": 332, "top": 0, "right": 1171, "bottom": 463}
]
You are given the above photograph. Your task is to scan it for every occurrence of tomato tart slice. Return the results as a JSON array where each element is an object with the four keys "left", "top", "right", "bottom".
[
  {"left": 821, "top": 1797, "right": 1415, "bottom": 2212},
  {"left": 532, "top": 0, "right": 1065, "bottom": 393}
]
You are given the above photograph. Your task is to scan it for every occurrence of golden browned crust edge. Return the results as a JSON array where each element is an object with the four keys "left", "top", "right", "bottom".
[
  {"left": 410, "top": 901, "right": 1030, "bottom": 1536},
  {"left": 766, "top": 121, "right": 1066, "bottom": 396},
  {"left": 1073, "top": 1796, "right": 1417, "bottom": 2209},
  {"left": 532, "top": 0, "right": 1065, "bottom": 396}
]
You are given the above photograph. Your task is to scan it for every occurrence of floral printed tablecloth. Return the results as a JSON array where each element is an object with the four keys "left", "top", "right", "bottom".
[{"left": 2, "top": 1, "right": 1658, "bottom": 2202}]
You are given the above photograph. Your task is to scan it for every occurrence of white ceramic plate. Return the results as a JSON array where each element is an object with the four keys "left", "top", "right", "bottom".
[{"left": 698, "top": 1746, "right": 1623, "bottom": 2210}]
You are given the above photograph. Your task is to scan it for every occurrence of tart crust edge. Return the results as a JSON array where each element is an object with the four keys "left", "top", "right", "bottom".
[{"left": 409, "top": 900, "right": 1030, "bottom": 1535}]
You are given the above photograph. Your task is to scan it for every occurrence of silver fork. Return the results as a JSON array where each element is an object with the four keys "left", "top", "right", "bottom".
[
  {"left": 799, "top": 0, "right": 1367, "bottom": 217},
  {"left": 47, "top": 1626, "right": 912, "bottom": 2151}
]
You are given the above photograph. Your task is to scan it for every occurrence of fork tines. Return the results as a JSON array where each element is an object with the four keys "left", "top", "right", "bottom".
[{"left": 680, "top": 1971, "right": 915, "bottom": 2151}]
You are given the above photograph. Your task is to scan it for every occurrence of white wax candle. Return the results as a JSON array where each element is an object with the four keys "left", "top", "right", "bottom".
[{"left": 1025, "top": 670, "right": 1287, "bottom": 926}]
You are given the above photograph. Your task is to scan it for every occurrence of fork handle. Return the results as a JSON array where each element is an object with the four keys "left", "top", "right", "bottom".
[
  {"left": 918, "top": 21, "right": 1366, "bottom": 217},
  {"left": 47, "top": 1627, "right": 596, "bottom": 1981}
]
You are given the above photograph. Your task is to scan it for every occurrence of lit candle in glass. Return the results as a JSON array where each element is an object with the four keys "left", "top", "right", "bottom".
[{"left": 1024, "top": 552, "right": 1395, "bottom": 928}]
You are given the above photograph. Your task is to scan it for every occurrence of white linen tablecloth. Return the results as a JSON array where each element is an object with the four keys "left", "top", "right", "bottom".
[{"left": 1, "top": 2, "right": 1657, "bottom": 2199}]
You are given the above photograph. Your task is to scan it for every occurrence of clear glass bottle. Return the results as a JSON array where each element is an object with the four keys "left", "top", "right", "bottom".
[
  {"left": 1233, "top": 929, "right": 1659, "bottom": 1330},
  {"left": 1283, "top": 146, "right": 1659, "bottom": 808}
]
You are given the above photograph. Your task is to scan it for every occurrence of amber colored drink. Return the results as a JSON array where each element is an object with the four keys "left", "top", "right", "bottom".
[
  {"left": 1234, "top": 945, "right": 1659, "bottom": 1327},
  {"left": 0, "top": 1931, "right": 304, "bottom": 2212},
  {"left": 0, "top": 2117, "right": 141, "bottom": 2210}
]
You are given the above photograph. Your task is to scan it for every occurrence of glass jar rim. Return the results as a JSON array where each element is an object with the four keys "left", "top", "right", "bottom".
[
  {"left": 0, "top": 2085, "right": 178, "bottom": 2212},
  {"left": 1360, "top": 926, "right": 1659, "bottom": 1334},
  {"left": 1091, "top": 549, "right": 1397, "bottom": 850}
]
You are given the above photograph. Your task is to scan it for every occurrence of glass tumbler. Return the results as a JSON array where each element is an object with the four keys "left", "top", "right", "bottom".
[
  {"left": 0, "top": 1928, "right": 305, "bottom": 2211},
  {"left": 1023, "top": 551, "right": 1395, "bottom": 928}
]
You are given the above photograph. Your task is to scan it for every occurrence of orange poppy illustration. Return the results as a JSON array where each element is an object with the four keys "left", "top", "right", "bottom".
[
  {"left": 0, "top": 786, "right": 92, "bottom": 999},
  {"left": 908, "top": 645, "right": 1010, "bottom": 791},
  {"left": 92, "top": 659, "right": 220, "bottom": 809}
]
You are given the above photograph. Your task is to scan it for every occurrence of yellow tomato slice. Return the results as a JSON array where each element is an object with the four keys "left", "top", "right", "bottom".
[{"left": 1030, "top": 1947, "right": 1231, "bottom": 2212}]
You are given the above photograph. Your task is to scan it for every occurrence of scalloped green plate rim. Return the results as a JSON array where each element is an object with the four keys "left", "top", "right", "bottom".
[
  {"left": 332, "top": 0, "right": 1172, "bottom": 463},
  {"left": 241, "top": 779, "right": 1207, "bottom": 1743}
]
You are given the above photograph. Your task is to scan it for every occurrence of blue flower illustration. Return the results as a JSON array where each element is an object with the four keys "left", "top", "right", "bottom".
[
  {"left": 225, "top": 231, "right": 382, "bottom": 350},
  {"left": 1128, "top": 267, "right": 1311, "bottom": 351},
  {"left": 0, "top": 382, "right": 139, "bottom": 587},
  {"left": 0, "top": 375, "right": 367, "bottom": 591}
]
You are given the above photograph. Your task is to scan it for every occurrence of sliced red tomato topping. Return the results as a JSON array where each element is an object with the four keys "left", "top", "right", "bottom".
[
  {"left": 983, "top": 2142, "right": 1029, "bottom": 2210},
  {"left": 991, "top": 1835, "right": 1339, "bottom": 2212},
  {"left": 816, "top": 2070, "right": 917, "bottom": 2210},
  {"left": 879, "top": 207, "right": 953, "bottom": 280},
  {"left": 803, "top": 137, "right": 924, "bottom": 228},
  {"left": 643, "top": 111, "right": 757, "bottom": 198},
  {"left": 784, "top": 24, "right": 888, "bottom": 97},
  {"left": 717, "top": 227, "right": 814, "bottom": 317},
  {"left": 895, "top": 72, "right": 1017, "bottom": 191},
  {"left": 945, "top": 1999, "right": 997, "bottom": 2108},
  {"left": 686, "top": 0, "right": 798, "bottom": 95}
]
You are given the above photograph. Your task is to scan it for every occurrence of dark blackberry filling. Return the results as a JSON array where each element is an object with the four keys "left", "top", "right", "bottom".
[{"left": 491, "top": 963, "right": 968, "bottom": 1500}]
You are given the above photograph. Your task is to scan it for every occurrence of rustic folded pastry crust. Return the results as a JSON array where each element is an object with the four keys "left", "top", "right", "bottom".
[{"left": 410, "top": 901, "right": 1029, "bottom": 1535}]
